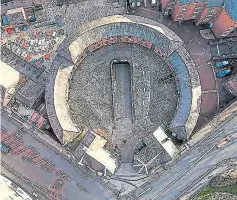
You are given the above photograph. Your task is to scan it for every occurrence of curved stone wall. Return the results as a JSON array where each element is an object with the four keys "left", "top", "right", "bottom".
[
  {"left": 45, "top": 55, "right": 64, "bottom": 143},
  {"left": 46, "top": 15, "right": 201, "bottom": 143}
]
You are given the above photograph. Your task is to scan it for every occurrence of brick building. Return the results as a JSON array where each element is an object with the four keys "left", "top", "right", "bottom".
[
  {"left": 171, "top": 0, "right": 207, "bottom": 22},
  {"left": 211, "top": 0, "right": 237, "bottom": 38},
  {"left": 161, "top": 0, "right": 237, "bottom": 38},
  {"left": 195, "top": 0, "right": 225, "bottom": 25}
]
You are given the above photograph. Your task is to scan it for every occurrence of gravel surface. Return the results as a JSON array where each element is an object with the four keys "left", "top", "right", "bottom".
[{"left": 44, "top": 0, "right": 125, "bottom": 41}]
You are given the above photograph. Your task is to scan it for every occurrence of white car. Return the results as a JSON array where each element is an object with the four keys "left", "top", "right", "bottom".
[{"left": 151, "top": 0, "right": 157, "bottom": 7}]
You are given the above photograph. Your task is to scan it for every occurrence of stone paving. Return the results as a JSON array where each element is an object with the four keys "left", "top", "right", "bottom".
[{"left": 44, "top": 0, "right": 125, "bottom": 41}]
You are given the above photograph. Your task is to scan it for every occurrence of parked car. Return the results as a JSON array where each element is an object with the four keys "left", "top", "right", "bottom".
[
  {"left": 216, "top": 69, "right": 231, "bottom": 78},
  {"left": 216, "top": 136, "right": 232, "bottom": 148},
  {"left": 215, "top": 60, "right": 229, "bottom": 67},
  {"left": 1, "top": 142, "right": 11, "bottom": 153}
]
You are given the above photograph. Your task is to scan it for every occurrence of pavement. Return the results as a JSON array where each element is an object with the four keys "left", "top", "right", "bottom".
[
  {"left": 1, "top": 112, "right": 116, "bottom": 200},
  {"left": 132, "top": 114, "right": 237, "bottom": 200}
]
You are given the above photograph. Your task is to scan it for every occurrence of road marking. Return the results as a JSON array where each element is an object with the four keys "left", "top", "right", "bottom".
[
  {"left": 11, "top": 144, "right": 26, "bottom": 154},
  {"left": 6, "top": 137, "right": 21, "bottom": 146},
  {"left": 138, "top": 187, "right": 152, "bottom": 197},
  {"left": 216, "top": 44, "right": 220, "bottom": 57},
  {"left": 9, "top": 141, "right": 24, "bottom": 149},
  {"left": 1, "top": 132, "right": 12, "bottom": 140},
  {"left": 12, "top": 146, "right": 32, "bottom": 155},
  {"left": 201, "top": 90, "right": 217, "bottom": 94},
  {"left": 3, "top": 135, "right": 18, "bottom": 144}
]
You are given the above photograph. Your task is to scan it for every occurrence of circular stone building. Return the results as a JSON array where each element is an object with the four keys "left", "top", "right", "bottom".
[{"left": 45, "top": 15, "right": 201, "bottom": 162}]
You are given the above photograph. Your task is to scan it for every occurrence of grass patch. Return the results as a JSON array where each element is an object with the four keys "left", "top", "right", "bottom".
[
  {"left": 193, "top": 184, "right": 237, "bottom": 200},
  {"left": 196, "top": 187, "right": 213, "bottom": 200},
  {"left": 214, "top": 184, "right": 237, "bottom": 195}
]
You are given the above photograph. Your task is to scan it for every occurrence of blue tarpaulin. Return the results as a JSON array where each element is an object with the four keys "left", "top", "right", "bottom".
[
  {"left": 2, "top": 16, "right": 9, "bottom": 25},
  {"left": 225, "top": 0, "right": 237, "bottom": 20},
  {"left": 57, "top": 20, "right": 63, "bottom": 26},
  {"left": 22, "top": 25, "right": 28, "bottom": 31}
]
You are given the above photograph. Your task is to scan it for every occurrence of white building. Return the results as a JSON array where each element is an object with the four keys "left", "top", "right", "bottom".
[
  {"left": 153, "top": 126, "right": 178, "bottom": 158},
  {"left": 0, "top": 175, "right": 32, "bottom": 200}
]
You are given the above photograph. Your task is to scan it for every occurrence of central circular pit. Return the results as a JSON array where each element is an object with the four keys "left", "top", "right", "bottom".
[{"left": 68, "top": 43, "right": 178, "bottom": 159}]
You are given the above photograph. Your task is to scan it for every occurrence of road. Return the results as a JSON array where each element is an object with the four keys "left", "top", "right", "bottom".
[
  {"left": 0, "top": 113, "right": 116, "bottom": 200},
  {"left": 135, "top": 114, "right": 237, "bottom": 200},
  {"left": 1, "top": 109, "right": 237, "bottom": 200}
]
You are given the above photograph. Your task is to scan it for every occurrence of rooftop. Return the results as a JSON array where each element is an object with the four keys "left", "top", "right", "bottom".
[
  {"left": 178, "top": 0, "right": 206, "bottom": 5},
  {"left": 1, "top": 45, "right": 42, "bottom": 82},
  {"left": 0, "top": 185, "right": 23, "bottom": 200},
  {"left": 153, "top": 127, "right": 178, "bottom": 158},
  {"left": 207, "top": 0, "right": 225, "bottom": 7},
  {"left": 210, "top": 40, "right": 237, "bottom": 59},
  {"left": 15, "top": 73, "right": 46, "bottom": 108},
  {"left": 225, "top": 0, "right": 237, "bottom": 20},
  {"left": 178, "top": 0, "right": 226, "bottom": 7},
  {"left": 223, "top": 74, "right": 237, "bottom": 96}
]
